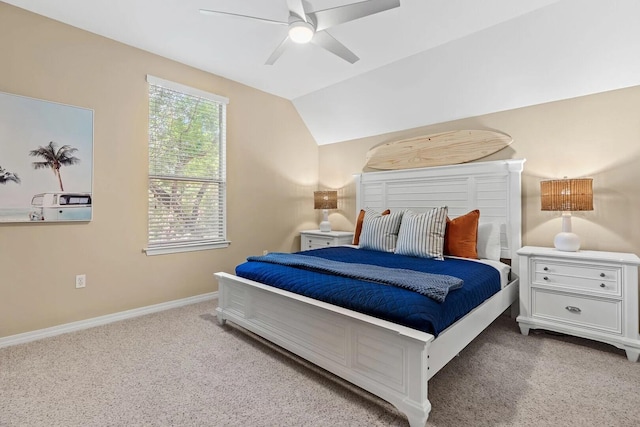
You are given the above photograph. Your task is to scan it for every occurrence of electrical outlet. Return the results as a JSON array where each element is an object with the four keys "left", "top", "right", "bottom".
[{"left": 75, "top": 274, "right": 86, "bottom": 289}]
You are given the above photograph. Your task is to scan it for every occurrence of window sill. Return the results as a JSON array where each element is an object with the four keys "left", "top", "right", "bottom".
[{"left": 143, "top": 241, "right": 230, "bottom": 256}]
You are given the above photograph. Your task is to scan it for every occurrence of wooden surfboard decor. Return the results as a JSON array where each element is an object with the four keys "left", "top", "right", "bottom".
[{"left": 365, "top": 130, "right": 513, "bottom": 170}]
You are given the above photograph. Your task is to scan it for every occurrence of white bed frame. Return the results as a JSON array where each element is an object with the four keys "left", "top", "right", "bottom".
[{"left": 215, "top": 159, "right": 525, "bottom": 426}]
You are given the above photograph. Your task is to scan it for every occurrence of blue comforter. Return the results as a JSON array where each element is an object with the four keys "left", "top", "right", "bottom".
[
  {"left": 235, "top": 247, "right": 502, "bottom": 336},
  {"left": 246, "top": 252, "right": 462, "bottom": 302}
]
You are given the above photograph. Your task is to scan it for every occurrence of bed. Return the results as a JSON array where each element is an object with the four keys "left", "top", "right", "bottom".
[{"left": 215, "top": 159, "right": 525, "bottom": 426}]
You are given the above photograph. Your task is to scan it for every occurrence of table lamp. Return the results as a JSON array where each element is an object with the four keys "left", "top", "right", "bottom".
[
  {"left": 540, "top": 177, "right": 593, "bottom": 251},
  {"left": 314, "top": 190, "right": 338, "bottom": 232}
]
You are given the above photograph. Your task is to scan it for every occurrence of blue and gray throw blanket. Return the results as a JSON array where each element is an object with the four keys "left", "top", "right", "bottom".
[{"left": 246, "top": 252, "right": 463, "bottom": 303}]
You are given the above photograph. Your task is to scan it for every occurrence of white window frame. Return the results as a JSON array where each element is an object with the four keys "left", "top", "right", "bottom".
[{"left": 144, "top": 75, "right": 230, "bottom": 256}]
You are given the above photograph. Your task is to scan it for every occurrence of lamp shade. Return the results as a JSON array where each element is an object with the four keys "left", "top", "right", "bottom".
[
  {"left": 314, "top": 191, "right": 338, "bottom": 210},
  {"left": 540, "top": 178, "right": 593, "bottom": 212}
]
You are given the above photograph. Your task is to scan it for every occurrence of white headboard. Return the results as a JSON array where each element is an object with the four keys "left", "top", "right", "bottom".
[{"left": 354, "top": 159, "right": 525, "bottom": 276}]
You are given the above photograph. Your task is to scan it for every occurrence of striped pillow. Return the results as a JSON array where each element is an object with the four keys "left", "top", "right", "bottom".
[
  {"left": 352, "top": 208, "right": 391, "bottom": 245},
  {"left": 395, "top": 207, "right": 448, "bottom": 260},
  {"left": 359, "top": 209, "right": 404, "bottom": 252}
]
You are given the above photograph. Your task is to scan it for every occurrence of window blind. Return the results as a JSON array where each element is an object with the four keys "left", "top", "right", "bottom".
[{"left": 146, "top": 75, "right": 229, "bottom": 254}]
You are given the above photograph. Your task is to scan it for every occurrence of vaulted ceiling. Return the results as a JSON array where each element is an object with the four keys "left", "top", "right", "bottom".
[{"left": 5, "top": 0, "right": 640, "bottom": 145}]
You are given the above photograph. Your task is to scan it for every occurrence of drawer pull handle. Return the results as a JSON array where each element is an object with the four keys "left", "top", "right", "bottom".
[
  {"left": 565, "top": 306, "right": 582, "bottom": 314},
  {"left": 543, "top": 276, "right": 549, "bottom": 281},
  {"left": 600, "top": 273, "right": 605, "bottom": 277},
  {"left": 600, "top": 283, "right": 606, "bottom": 288},
  {"left": 543, "top": 267, "right": 549, "bottom": 271}
]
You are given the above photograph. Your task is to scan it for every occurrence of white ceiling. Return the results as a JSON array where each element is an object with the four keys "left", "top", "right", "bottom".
[{"left": 5, "top": 0, "right": 640, "bottom": 145}]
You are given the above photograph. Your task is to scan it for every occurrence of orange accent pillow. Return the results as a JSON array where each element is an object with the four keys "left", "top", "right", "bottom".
[
  {"left": 353, "top": 209, "right": 391, "bottom": 245},
  {"left": 444, "top": 209, "right": 480, "bottom": 259}
]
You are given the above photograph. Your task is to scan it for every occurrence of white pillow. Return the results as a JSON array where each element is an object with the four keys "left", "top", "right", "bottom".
[
  {"left": 359, "top": 210, "right": 404, "bottom": 252},
  {"left": 395, "top": 207, "right": 448, "bottom": 260},
  {"left": 477, "top": 222, "right": 502, "bottom": 261}
]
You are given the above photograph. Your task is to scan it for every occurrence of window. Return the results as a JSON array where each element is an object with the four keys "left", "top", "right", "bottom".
[{"left": 145, "top": 75, "right": 229, "bottom": 255}]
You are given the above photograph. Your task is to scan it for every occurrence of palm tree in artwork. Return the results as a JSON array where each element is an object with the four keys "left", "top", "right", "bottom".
[
  {"left": 29, "top": 141, "right": 80, "bottom": 191},
  {"left": 0, "top": 165, "right": 21, "bottom": 184}
]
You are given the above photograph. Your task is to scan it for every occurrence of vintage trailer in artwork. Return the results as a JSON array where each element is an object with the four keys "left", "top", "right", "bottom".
[{"left": 29, "top": 192, "right": 92, "bottom": 221}]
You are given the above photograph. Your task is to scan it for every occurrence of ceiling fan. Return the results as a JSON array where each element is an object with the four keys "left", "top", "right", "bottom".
[{"left": 200, "top": 0, "right": 401, "bottom": 65}]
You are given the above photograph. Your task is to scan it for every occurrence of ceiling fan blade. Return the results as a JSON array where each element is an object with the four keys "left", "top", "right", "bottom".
[
  {"left": 265, "top": 36, "right": 293, "bottom": 65},
  {"left": 310, "top": 0, "right": 400, "bottom": 32},
  {"left": 199, "top": 9, "right": 287, "bottom": 25},
  {"left": 312, "top": 31, "right": 359, "bottom": 64},
  {"left": 286, "top": 0, "right": 308, "bottom": 22}
]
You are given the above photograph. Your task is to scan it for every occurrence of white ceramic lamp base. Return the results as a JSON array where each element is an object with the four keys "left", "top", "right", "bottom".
[
  {"left": 554, "top": 212, "right": 580, "bottom": 252},
  {"left": 319, "top": 209, "right": 331, "bottom": 232},
  {"left": 554, "top": 232, "right": 580, "bottom": 252}
]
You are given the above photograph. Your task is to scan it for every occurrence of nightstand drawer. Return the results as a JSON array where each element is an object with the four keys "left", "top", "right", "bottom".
[
  {"left": 303, "top": 236, "right": 333, "bottom": 250},
  {"left": 531, "top": 289, "right": 622, "bottom": 334},
  {"left": 300, "top": 230, "right": 354, "bottom": 251},
  {"left": 532, "top": 259, "right": 621, "bottom": 296}
]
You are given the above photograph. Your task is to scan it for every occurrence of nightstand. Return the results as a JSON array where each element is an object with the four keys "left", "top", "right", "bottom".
[
  {"left": 300, "top": 230, "right": 354, "bottom": 251},
  {"left": 517, "top": 246, "right": 640, "bottom": 362}
]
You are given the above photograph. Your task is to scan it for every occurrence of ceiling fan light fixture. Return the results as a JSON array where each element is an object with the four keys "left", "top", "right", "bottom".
[{"left": 288, "top": 20, "right": 314, "bottom": 44}]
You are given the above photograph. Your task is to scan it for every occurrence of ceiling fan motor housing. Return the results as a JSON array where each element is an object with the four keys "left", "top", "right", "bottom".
[{"left": 288, "top": 18, "right": 315, "bottom": 44}]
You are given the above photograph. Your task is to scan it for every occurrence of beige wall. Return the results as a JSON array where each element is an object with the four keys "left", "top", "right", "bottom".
[
  {"left": 320, "top": 86, "right": 640, "bottom": 257},
  {"left": 0, "top": 3, "right": 319, "bottom": 338}
]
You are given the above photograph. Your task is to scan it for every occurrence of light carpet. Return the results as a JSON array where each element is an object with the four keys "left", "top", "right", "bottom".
[{"left": 1, "top": 300, "right": 639, "bottom": 426}]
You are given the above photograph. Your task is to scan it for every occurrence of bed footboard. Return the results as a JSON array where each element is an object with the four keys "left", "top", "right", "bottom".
[{"left": 215, "top": 272, "right": 434, "bottom": 427}]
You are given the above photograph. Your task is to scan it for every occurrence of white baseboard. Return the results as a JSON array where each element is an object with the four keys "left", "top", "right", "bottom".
[{"left": 0, "top": 292, "right": 218, "bottom": 349}]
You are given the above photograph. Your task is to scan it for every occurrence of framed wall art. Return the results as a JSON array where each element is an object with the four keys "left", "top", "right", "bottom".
[{"left": 0, "top": 91, "right": 93, "bottom": 223}]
